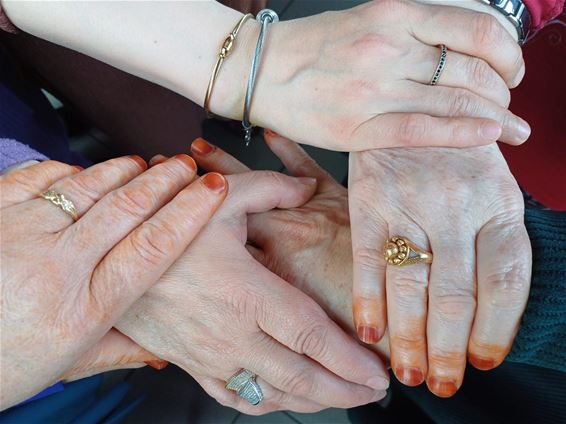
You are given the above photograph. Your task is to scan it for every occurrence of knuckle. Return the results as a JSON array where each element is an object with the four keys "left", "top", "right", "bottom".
[
  {"left": 431, "top": 287, "right": 476, "bottom": 321},
  {"left": 468, "top": 59, "right": 493, "bottom": 88},
  {"left": 130, "top": 221, "right": 177, "bottom": 266},
  {"left": 354, "top": 247, "right": 386, "bottom": 273},
  {"left": 482, "top": 266, "right": 530, "bottom": 307},
  {"left": 293, "top": 322, "right": 329, "bottom": 358},
  {"left": 396, "top": 115, "right": 428, "bottom": 145},
  {"left": 61, "top": 173, "right": 102, "bottom": 204},
  {"left": 390, "top": 276, "right": 428, "bottom": 298},
  {"left": 472, "top": 13, "right": 501, "bottom": 47},
  {"left": 448, "top": 89, "right": 476, "bottom": 116},
  {"left": 391, "top": 332, "right": 426, "bottom": 352},
  {"left": 280, "top": 369, "right": 316, "bottom": 397},
  {"left": 112, "top": 185, "right": 156, "bottom": 220}
]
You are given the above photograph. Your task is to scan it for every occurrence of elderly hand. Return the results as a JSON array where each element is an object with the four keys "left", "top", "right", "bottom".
[
  {"left": 251, "top": 0, "right": 529, "bottom": 151},
  {"left": 349, "top": 143, "right": 531, "bottom": 397},
  {"left": 0, "top": 156, "right": 227, "bottom": 409},
  {"left": 191, "top": 133, "right": 532, "bottom": 400},
  {"left": 117, "top": 148, "right": 389, "bottom": 416}
]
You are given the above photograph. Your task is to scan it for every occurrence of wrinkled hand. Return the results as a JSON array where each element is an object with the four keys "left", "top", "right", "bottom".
[
  {"left": 117, "top": 148, "right": 389, "bottom": 416},
  {"left": 0, "top": 156, "right": 226, "bottom": 409},
  {"left": 192, "top": 132, "right": 532, "bottom": 400},
  {"left": 251, "top": 0, "right": 530, "bottom": 151},
  {"left": 349, "top": 144, "right": 531, "bottom": 397}
]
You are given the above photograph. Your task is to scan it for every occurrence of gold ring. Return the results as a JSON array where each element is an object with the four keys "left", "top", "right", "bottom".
[
  {"left": 384, "top": 236, "right": 432, "bottom": 266},
  {"left": 40, "top": 190, "right": 78, "bottom": 221}
]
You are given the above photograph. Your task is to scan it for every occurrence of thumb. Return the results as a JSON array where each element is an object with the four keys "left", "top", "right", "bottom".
[{"left": 62, "top": 329, "right": 167, "bottom": 382}]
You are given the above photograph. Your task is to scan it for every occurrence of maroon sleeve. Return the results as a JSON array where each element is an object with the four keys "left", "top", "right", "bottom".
[
  {"left": 0, "top": 5, "right": 18, "bottom": 33},
  {"left": 524, "top": 0, "right": 565, "bottom": 30}
]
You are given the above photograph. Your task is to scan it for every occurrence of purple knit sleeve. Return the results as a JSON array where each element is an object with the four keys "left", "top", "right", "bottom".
[{"left": 1, "top": 138, "right": 49, "bottom": 172}]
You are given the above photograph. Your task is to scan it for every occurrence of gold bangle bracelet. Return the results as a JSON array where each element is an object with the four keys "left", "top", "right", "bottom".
[{"left": 204, "top": 13, "right": 253, "bottom": 117}]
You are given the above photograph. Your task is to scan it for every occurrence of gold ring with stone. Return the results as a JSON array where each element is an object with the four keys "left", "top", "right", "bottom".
[
  {"left": 40, "top": 189, "right": 78, "bottom": 221},
  {"left": 384, "top": 236, "right": 432, "bottom": 266}
]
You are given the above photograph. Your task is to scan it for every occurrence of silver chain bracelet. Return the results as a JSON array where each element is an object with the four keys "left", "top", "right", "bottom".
[{"left": 242, "top": 9, "right": 279, "bottom": 146}]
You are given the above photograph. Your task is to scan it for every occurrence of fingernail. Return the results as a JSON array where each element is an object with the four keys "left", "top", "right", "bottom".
[
  {"left": 427, "top": 376, "right": 459, "bottom": 398},
  {"left": 371, "top": 390, "right": 388, "bottom": 402},
  {"left": 297, "top": 177, "right": 317, "bottom": 187},
  {"left": 173, "top": 154, "right": 197, "bottom": 172},
  {"left": 129, "top": 155, "right": 147, "bottom": 170},
  {"left": 394, "top": 367, "right": 424, "bottom": 387},
  {"left": 145, "top": 359, "right": 168, "bottom": 370},
  {"left": 191, "top": 137, "right": 215, "bottom": 156},
  {"left": 148, "top": 154, "right": 167, "bottom": 167},
  {"left": 366, "top": 376, "right": 389, "bottom": 391},
  {"left": 202, "top": 172, "right": 227, "bottom": 193},
  {"left": 73, "top": 165, "right": 84, "bottom": 172},
  {"left": 468, "top": 354, "right": 497, "bottom": 371},
  {"left": 263, "top": 128, "right": 279, "bottom": 139},
  {"left": 357, "top": 325, "right": 380, "bottom": 344},
  {"left": 480, "top": 121, "right": 502, "bottom": 141},
  {"left": 515, "top": 119, "right": 531, "bottom": 143}
]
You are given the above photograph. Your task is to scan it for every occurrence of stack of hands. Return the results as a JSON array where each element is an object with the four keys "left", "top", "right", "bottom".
[{"left": 0, "top": 0, "right": 534, "bottom": 415}]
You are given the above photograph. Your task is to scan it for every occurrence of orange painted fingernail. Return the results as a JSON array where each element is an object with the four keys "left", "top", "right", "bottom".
[
  {"left": 394, "top": 367, "right": 424, "bottom": 387},
  {"left": 427, "top": 376, "right": 459, "bottom": 398},
  {"left": 129, "top": 155, "right": 147, "bottom": 170},
  {"left": 73, "top": 165, "right": 84, "bottom": 172},
  {"left": 191, "top": 138, "right": 215, "bottom": 156},
  {"left": 469, "top": 354, "right": 497, "bottom": 371},
  {"left": 263, "top": 128, "right": 279, "bottom": 139},
  {"left": 145, "top": 359, "right": 168, "bottom": 370},
  {"left": 173, "top": 154, "right": 197, "bottom": 172},
  {"left": 202, "top": 172, "right": 227, "bottom": 193},
  {"left": 357, "top": 325, "right": 380, "bottom": 344}
]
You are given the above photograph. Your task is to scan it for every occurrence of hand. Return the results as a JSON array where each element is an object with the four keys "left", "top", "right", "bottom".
[
  {"left": 0, "top": 156, "right": 227, "bottom": 409},
  {"left": 117, "top": 149, "right": 389, "bottom": 415},
  {"left": 250, "top": 0, "right": 530, "bottom": 151},
  {"left": 349, "top": 144, "right": 531, "bottom": 397},
  {"left": 190, "top": 132, "right": 532, "bottom": 399},
  {"left": 186, "top": 133, "right": 389, "bottom": 350}
]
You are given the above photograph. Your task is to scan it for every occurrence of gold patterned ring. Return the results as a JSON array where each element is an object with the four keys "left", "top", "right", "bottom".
[
  {"left": 40, "top": 189, "right": 78, "bottom": 221},
  {"left": 384, "top": 236, "right": 432, "bottom": 266}
]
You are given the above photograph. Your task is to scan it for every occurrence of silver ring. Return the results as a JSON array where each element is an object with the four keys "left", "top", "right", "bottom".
[
  {"left": 226, "top": 369, "right": 264, "bottom": 405},
  {"left": 429, "top": 44, "right": 447, "bottom": 86}
]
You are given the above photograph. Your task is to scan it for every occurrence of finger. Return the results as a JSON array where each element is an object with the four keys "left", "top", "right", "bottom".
[
  {"left": 148, "top": 154, "right": 168, "bottom": 167},
  {"left": 349, "top": 155, "right": 388, "bottom": 344},
  {"left": 224, "top": 171, "right": 317, "bottom": 215},
  {"left": 426, "top": 234, "right": 477, "bottom": 398},
  {"left": 89, "top": 172, "right": 227, "bottom": 326},
  {"left": 469, "top": 216, "right": 531, "bottom": 370},
  {"left": 61, "top": 328, "right": 166, "bottom": 381},
  {"left": 413, "top": 4, "right": 524, "bottom": 86},
  {"left": 66, "top": 155, "right": 196, "bottom": 261},
  {"left": 29, "top": 156, "right": 147, "bottom": 232},
  {"left": 195, "top": 375, "right": 324, "bottom": 416},
  {"left": 245, "top": 332, "right": 384, "bottom": 408},
  {"left": 0, "top": 160, "right": 77, "bottom": 208},
  {"left": 410, "top": 46, "right": 510, "bottom": 108},
  {"left": 385, "top": 227, "right": 430, "bottom": 387},
  {"left": 255, "top": 266, "right": 389, "bottom": 392},
  {"left": 190, "top": 137, "right": 250, "bottom": 174},
  {"left": 411, "top": 84, "right": 530, "bottom": 144},
  {"left": 264, "top": 129, "right": 341, "bottom": 194},
  {"left": 352, "top": 113, "right": 503, "bottom": 151}
]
